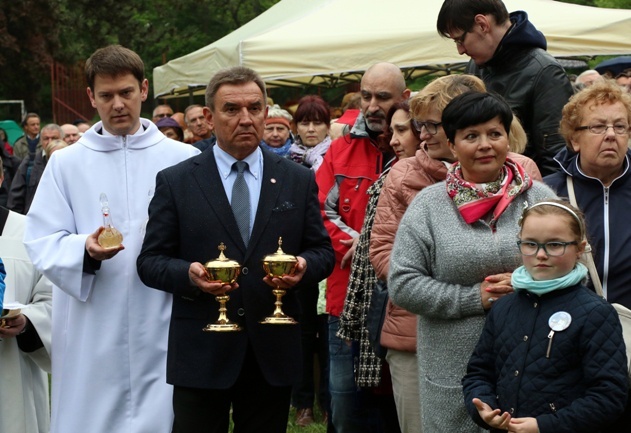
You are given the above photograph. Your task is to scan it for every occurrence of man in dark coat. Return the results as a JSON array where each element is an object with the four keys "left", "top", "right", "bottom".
[
  {"left": 437, "top": 0, "right": 574, "bottom": 176},
  {"left": 137, "top": 66, "right": 334, "bottom": 433}
]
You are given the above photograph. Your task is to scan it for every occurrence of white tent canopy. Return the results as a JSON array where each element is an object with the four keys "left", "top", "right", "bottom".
[{"left": 154, "top": 0, "right": 631, "bottom": 97}]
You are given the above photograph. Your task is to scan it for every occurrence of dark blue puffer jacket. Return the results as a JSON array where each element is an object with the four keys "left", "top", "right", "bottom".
[
  {"left": 544, "top": 148, "right": 631, "bottom": 309},
  {"left": 463, "top": 284, "right": 628, "bottom": 433}
]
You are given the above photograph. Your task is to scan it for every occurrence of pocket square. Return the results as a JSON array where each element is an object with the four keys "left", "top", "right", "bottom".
[{"left": 273, "top": 201, "right": 297, "bottom": 212}]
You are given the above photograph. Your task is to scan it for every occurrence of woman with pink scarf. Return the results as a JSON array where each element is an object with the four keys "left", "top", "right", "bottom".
[{"left": 388, "top": 91, "right": 556, "bottom": 433}]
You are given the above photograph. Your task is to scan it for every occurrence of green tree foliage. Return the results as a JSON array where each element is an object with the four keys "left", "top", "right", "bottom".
[
  {"left": 0, "top": 0, "right": 279, "bottom": 118},
  {"left": 0, "top": 0, "right": 61, "bottom": 115},
  {"left": 595, "top": 0, "right": 631, "bottom": 8},
  {"left": 0, "top": 0, "right": 628, "bottom": 118},
  {"left": 558, "top": 0, "right": 631, "bottom": 7}
]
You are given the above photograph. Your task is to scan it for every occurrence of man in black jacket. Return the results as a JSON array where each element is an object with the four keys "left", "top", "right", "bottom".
[{"left": 437, "top": 0, "right": 573, "bottom": 176}]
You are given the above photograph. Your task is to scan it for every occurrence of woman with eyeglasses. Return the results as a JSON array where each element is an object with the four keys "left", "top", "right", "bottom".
[
  {"left": 370, "top": 74, "right": 543, "bottom": 433},
  {"left": 542, "top": 80, "right": 631, "bottom": 432},
  {"left": 544, "top": 80, "right": 631, "bottom": 311},
  {"left": 387, "top": 91, "right": 555, "bottom": 433}
]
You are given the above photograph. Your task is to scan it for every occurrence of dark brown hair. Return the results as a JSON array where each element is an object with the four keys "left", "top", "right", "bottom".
[
  {"left": 85, "top": 45, "right": 144, "bottom": 91},
  {"left": 437, "top": 0, "right": 509, "bottom": 38}
]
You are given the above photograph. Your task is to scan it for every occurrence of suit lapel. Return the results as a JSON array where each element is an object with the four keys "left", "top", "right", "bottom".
[
  {"left": 245, "top": 150, "right": 283, "bottom": 262},
  {"left": 191, "top": 150, "right": 246, "bottom": 252}
]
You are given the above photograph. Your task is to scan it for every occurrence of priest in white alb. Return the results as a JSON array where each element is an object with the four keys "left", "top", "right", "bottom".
[{"left": 24, "top": 45, "right": 199, "bottom": 433}]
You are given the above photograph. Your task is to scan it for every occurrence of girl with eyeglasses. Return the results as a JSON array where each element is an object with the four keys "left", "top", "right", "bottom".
[{"left": 463, "top": 199, "right": 628, "bottom": 433}]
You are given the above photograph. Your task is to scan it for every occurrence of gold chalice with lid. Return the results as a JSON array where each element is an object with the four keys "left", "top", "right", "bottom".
[
  {"left": 261, "top": 237, "right": 298, "bottom": 325},
  {"left": 202, "top": 243, "right": 242, "bottom": 332}
]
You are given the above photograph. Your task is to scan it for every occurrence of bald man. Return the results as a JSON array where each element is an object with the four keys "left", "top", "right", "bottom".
[
  {"left": 315, "top": 62, "right": 410, "bottom": 432},
  {"left": 61, "top": 124, "right": 80, "bottom": 144}
]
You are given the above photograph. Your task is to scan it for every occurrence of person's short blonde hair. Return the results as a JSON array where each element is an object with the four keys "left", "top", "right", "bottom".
[
  {"left": 410, "top": 74, "right": 486, "bottom": 120},
  {"left": 46, "top": 139, "right": 68, "bottom": 155},
  {"left": 509, "top": 117, "right": 527, "bottom": 154},
  {"left": 411, "top": 74, "right": 529, "bottom": 153},
  {"left": 560, "top": 79, "right": 631, "bottom": 150}
]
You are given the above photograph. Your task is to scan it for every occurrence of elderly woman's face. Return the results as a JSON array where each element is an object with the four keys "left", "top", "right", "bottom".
[
  {"left": 571, "top": 101, "right": 629, "bottom": 184},
  {"left": 449, "top": 116, "right": 509, "bottom": 183},
  {"left": 263, "top": 123, "right": 290, "bottom": 147}
]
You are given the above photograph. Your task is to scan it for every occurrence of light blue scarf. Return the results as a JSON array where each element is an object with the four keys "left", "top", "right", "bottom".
[
  {"left": 512, "top": 262, "right": 588, "bottom": 295},
  {"left": 260, "top": 139, "right": 292, "bottom": 157}
]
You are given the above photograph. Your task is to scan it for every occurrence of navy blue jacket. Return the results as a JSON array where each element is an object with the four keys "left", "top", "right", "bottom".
[
  {"left": 544, "top": 148, "right": 631, "bottom": 309},
  {"left": 463, "top": 284, "right": 628, "bottom": 433}
]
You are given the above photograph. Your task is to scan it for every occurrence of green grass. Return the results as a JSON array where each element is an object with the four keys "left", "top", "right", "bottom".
[
  {"left": 229, "top": 406, "right": 327, "bottom": 433},
  {"left": 285, "top": 406, "right": 327, "bottom": 433}
]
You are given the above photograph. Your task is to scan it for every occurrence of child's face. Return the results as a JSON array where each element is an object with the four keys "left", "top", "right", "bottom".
[{"left": 520, "top": 214, "right": 583, "bottom": 281}]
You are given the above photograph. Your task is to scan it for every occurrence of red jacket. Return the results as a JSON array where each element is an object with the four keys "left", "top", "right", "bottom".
[{"left": 315, "top": 134, "right": 384, "bottom": 317}]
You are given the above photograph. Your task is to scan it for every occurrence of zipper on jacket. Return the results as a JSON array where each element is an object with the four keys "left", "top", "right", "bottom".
[
  {"left": 602, "top": 186, "right": 610, "bottom": 297},
  {"left": 549, "top": 402, "right": 556, "bottom": 412}
]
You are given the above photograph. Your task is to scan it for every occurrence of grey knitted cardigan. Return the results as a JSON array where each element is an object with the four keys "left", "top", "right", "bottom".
[{"left": 389, "top": 180, "right": 556, "bottom": 433}]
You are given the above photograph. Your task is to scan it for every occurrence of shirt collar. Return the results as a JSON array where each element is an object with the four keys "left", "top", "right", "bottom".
[{"left": 213, "top": 144, "right": 263, "bottom": 180}]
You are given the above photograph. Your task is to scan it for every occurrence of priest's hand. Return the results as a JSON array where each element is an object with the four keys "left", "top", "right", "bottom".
[
  {"left": 86, "top": 227, "right": 124, "bottom": 261},
  {"left": 0, "top": 314, "right": 29, "bottom": 338},
  {"left": 189, "top": 262, "right": 238, "bottom": 296},
  {"left": 263, "top": 256, "right": 307, "bottom": 290}
]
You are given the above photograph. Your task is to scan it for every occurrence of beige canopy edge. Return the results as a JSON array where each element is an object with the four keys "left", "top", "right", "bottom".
[{"left": 154, "top": 0, "right": 631, "bottom": 99}]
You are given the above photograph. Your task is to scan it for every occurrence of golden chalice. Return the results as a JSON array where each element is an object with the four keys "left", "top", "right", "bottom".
[
  {"left": 202, "top": 243, "right": 242, "bottom": 332},
  {"left": 261, "top": 237, "right": 298, "bottom": 325}
]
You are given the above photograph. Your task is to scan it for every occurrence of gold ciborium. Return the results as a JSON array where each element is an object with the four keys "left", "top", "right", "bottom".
[
  {"left": 261, "top": 237, "right": 298, "bottom": 325},
  {"left": 202, "top": 243, "right": 242, "bottom": 332}
]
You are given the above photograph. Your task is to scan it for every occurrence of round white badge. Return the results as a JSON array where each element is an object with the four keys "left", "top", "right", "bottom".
[{"left": 548, "top": 311, "right": 572, "bottom": 332}]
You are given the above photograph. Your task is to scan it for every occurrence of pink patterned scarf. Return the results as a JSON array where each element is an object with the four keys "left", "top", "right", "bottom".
[{"left": 446, "top": 157, "right": 532, "bottom": 229}]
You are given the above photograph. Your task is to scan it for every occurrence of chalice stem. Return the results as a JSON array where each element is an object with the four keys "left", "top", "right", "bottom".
[
  {"left": 272, "top": 288, "right": 286, "bottom": 317},
  {"left": 216, "top": 295, "right": 230, "bottom": 324}
]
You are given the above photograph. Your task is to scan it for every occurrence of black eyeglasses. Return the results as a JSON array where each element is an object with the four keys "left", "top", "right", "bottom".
[
  {"left": 154, "top": 113, "right": 172, "bottom": 119},
  {"left": 412, "top": 120, "right": 442, "bottom": 135},
  {"left": 451, "top": 29, "right": 469, "bottom": 46},
  {"left": 574, "top": 123, "right": 629, "bottom": 135},
  {"left": 517, "top": 240, "right": 578, "bottom": 257}
]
